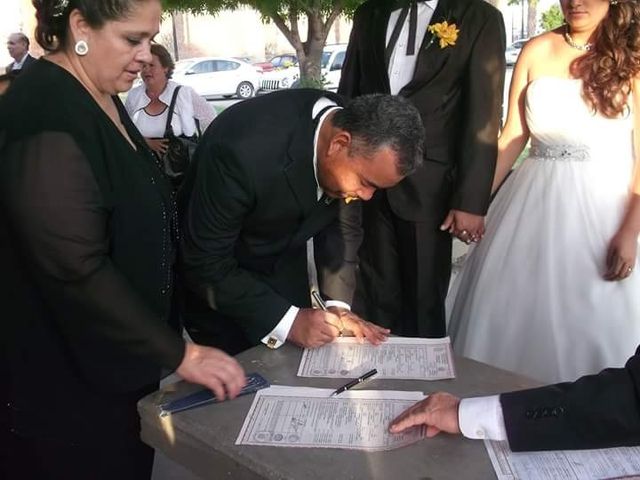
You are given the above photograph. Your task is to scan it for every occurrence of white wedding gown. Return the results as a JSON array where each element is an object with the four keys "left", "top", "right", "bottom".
[{"left": 448, "top": 77, "right": 640, "bottom": 384}]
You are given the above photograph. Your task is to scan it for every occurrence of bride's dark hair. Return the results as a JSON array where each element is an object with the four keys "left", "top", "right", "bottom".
[
  {"left": 571, "top": 0, "right": 640, "bottom": 118},
  {"left": 32, "top": 0, "right": 145, "bottom": 52}
]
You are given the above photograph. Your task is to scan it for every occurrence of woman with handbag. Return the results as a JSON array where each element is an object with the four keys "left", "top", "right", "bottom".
[{"left": 125, "top": 43, "right": 216, "bottom": 183}]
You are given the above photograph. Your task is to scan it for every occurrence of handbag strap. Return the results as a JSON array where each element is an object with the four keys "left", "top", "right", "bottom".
[{"left": 164, "top": 85, "right": 182, "bottom": 136}]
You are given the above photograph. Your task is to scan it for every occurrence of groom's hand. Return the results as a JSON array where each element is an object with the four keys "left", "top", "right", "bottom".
[
  {"left": 327, "top": 307, "right": 390, "bottom": 345},
  {"left": 441, "top": 210, "right": 485, "bottom": 244},
  {"left": 288, "top": 308, "right": 340, "bottom": 348}
]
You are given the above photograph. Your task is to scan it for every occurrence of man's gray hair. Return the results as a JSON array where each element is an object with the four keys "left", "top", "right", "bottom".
[
  {"left": 332, "top": 94, "right": 425, "bottom": 176},
  {"left": 9, "top": 32, "right": 29, "bottom": 49}
]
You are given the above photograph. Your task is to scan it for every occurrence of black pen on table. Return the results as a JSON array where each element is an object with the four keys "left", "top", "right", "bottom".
[{"left": 330, "top": 368, "right": 378, "bottom": 397}]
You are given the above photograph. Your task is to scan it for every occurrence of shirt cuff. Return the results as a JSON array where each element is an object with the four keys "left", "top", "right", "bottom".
[
  {"left": 325, "top": 300, "right": 351, "bottom": 311},
  {"left": 261, "top": 305, "right": 299, "bottom": 349},
  {"left": 458, "top": 395, "right": 507, "bottom": 441}
]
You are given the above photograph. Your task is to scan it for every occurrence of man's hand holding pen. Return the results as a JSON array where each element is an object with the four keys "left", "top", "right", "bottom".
[{"left": 287, "top": 292, "right": 390, "bottom": 348}]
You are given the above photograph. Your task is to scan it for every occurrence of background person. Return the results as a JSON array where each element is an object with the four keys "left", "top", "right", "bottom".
[
  {"left": 125, "top": 43, "right": 216, "bottom": 181},
  {"left": 180, "top": 91, "right": 423, "bottom": 355},
  {"left": 0, "top": 1, "right": 244, "bottom": 479},
  {"left": 448, "top": 0, "right": 640, "bottom": 384},
  {"left": 5, "top": 32, "right": 36, "bottom": 73}
]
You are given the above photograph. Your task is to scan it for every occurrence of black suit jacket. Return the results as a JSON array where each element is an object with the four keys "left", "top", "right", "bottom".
[
  {"left": 339, "top": 0, "right": 505, "bottom": 220},
  {"left": 501, "top": 346, "right": 640, "bottom": 452},
  {"left": 180, "top": 89, "right": 347, "bottom": 350},
  {"left": 6, "top": 53, "right": 36, "bottom": 74}
]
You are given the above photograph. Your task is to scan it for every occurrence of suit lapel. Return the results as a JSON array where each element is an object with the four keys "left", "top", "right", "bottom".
[
  {"left": 399, "top": 0, "right": 463, "bottom": 95},
  {"left": 284, "top": 118, "right": 317, "bottom": 217},
  {"left": 372, "top": 0, "right": 396, "bottom": 91}
]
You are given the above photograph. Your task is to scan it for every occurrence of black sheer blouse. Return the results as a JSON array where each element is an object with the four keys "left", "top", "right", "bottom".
[{"left": 0, "top": 60, "right": 184, "bottom": 439}]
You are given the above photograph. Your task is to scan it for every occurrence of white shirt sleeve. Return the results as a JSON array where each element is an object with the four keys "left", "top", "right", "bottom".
[
  {"left": 458, "top": 395, "right": 507, "bottom": 441},
  {"left": 261, "top": 305, "right": 299, "bottom": 349},
  {"left": 325, "top": 300, "right": 350, "bottom": 310},
  {"left": 259, "top": 299, "right": 351, "bottom": 349}
]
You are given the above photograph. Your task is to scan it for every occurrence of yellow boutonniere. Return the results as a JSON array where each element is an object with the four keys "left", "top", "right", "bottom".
[
  {"left": 344, "top": 196, "right": 358, "bottom": 204},
  {"left": 428, "top": 21, "right": 459, "bottom": 49}
]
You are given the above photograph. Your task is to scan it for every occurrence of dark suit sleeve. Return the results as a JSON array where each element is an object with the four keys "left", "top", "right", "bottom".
[
  {"left": 501, "top": 347, "right": 640, "bottom": 452},
  {"left": 181, "top": 143, "right": 292, "bottom": 343},
  {"left": 315, "top": 201, "right": 363, "bottom": 304},
  {"left": 337, "top": 5, "right": 365, "bottom": 98},
  {"left": 0, "top": 132, "right": 185, "bottom": 391},
  {"left": 451, "top": 9, "right": 506, "bottom": 215}
]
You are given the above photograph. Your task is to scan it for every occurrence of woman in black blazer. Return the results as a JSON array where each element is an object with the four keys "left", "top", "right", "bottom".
[{"left": 0, "top": 1, "right": 244, "bottom": 479}]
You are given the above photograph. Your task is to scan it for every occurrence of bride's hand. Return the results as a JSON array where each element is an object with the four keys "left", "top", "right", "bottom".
[{"left": 604, "top": 228, "right": 638, "bottom": 281}]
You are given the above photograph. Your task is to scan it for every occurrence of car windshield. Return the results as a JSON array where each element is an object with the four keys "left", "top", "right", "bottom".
[{"left": 174, "top": 60, "right": 196, "bottom": 74}]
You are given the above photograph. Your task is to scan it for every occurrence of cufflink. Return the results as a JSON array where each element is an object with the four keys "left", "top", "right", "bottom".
[{"left": 266, "top": 337, "right": 278, "bottom": 349}]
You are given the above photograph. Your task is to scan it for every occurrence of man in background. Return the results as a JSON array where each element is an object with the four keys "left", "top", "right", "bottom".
[{"left": 6, "top": 33, "right": 36, "bottom": 74}]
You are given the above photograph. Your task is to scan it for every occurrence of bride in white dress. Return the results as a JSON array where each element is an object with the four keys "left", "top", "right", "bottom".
[{"left": 448, "top": 0, "right": 640, "bottom": 384}]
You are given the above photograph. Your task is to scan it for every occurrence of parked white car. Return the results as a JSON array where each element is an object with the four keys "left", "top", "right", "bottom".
[
  {"left": 505, "top": 39, "right": 528, "bottom": 66},
  {"left": 172, "top": 57, "right": 261, "bottom": 99},
  {"left": 320, "top": 44, "right": 347, "bottom": 91},
  {"left": 257, "top": 44, "right": 347, "bottom": 93},
  {"left": 258, "top": 65, "right": 299, "bottom": 92}
]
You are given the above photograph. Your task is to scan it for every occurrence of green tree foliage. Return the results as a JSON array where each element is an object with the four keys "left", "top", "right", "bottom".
[
  {"left": 162, "top": 0, "right": 361, "bottom": 84},
  {"left": 540, "top": 4, "right": 564, "bottom": 32}
]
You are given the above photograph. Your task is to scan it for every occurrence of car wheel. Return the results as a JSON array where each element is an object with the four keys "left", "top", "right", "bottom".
[{"left": 236, "top": 82, "right": 254, "bottom": 99}]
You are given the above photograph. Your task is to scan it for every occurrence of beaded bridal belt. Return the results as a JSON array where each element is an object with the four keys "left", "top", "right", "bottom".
[{"left": 529, "top": 144, "right": 591, "bottom": 161}]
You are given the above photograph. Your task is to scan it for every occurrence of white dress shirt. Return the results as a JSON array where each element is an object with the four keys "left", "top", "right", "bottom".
[
  {"left": 260, "top": 98, "right": 349, "bottom": 349},
  {"left": 459, "top": 395, "right": 507, "bottom": 441},
  {"left": 386, "top": 0, "right": 439, "bottom": 95},
  {"left": 11, "top": 52, "right": 31, "bottom": 71}
]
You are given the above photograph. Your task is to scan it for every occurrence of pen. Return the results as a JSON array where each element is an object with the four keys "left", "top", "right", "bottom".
[
  {"left": 311, "top": 290, "right": 328, "bottom": 311},
  {"left": 330, "top": 368, "right": 378, "bottom": 397}
]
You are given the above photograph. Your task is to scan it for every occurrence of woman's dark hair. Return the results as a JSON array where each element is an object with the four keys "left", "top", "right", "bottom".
[
  {"left": 570, "top": 0, "right": 640, "bottom": 118},
  {"left": 32, "top": 0, "right": 148, "bottom": 52},
  {"left": 151, "top": 43, "right": 175, "bottom": 79}
]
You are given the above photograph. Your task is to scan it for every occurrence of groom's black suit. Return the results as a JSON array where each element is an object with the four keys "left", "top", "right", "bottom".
[
  {"left": 179, "top": 89, "right": 348, "bottom": 354},
  {"left": 338, "top": 0, "right": 505, "bottom": 336},
  {"left": 501, "top": 345, "right": 640, "bottom": 451}
]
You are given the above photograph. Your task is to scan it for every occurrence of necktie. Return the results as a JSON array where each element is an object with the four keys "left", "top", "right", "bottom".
[
  {"left": 406, "top": 2, "right": 418, "bottom": 55},
  {"left": 385, "top": 2, "right": 419, "bottom": 66}
]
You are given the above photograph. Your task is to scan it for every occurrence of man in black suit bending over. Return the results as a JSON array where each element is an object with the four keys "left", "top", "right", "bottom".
[
  {"left": 389, "top": 345, "right": 640, "bottom": 451},
  {"left": 338, "top": 0, "right": 506, "bottom": 337},
  {"left": 180, "top": 89, "right": 425, "bottom": 355}
]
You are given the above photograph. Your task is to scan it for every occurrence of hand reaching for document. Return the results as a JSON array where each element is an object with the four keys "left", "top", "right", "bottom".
[{"left": 389, "top": 392, "right": 462, "bottom": 438}]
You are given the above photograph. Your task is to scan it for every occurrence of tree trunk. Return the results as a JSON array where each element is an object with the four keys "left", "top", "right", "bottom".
[
  {"left": 265, "top": 3, "right": 343, "bottom": 87},
  {"left": 527, "top": 0, "right": 538, "bottom": 37}
]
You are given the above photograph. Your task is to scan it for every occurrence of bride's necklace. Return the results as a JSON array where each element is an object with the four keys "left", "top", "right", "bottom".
[{"left": 564, "top": 27, "right": 593, "bottom": 51}]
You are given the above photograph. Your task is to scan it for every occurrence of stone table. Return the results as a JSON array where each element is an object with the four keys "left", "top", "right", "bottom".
[{"left": 139, "top": 343, "right": 538, "bottom": 480}]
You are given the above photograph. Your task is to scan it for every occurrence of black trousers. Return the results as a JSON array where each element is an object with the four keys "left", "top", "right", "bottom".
[{"left": 354, "top": 190, "right": 452, "bottom": 337}]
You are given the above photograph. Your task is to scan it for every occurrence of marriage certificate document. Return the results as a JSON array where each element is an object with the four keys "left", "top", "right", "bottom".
[
  {"left": 486, "top": 440, "right": 640, "bottom": 480},
  {"left": 297, "top": 337, "right": 455, "bottom": 380},
  {"left": 235, "top": 386, "right": 426, "bottom": 451}
]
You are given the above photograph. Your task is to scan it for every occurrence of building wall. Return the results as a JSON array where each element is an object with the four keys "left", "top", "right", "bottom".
[{"left": 161, "top": 8, "right": 352, "bottom": 63}]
